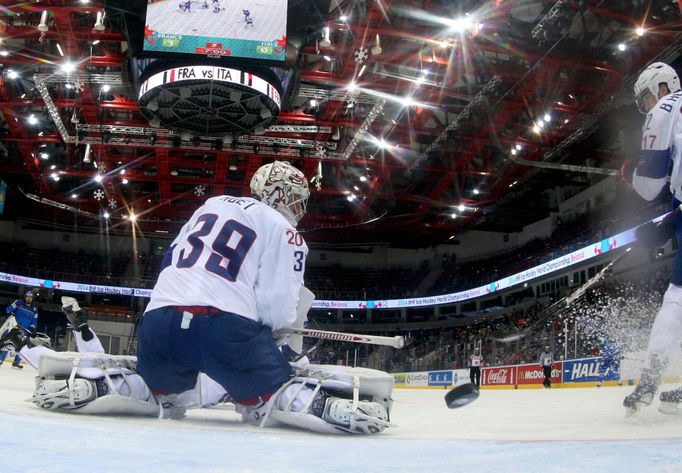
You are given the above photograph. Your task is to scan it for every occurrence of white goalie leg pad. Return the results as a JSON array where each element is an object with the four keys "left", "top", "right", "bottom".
[
  {"left": 254, "top": 364, "right": 395, "bottom": 434},
  {"left": 31, "top": 352, "right": 158, "bottom": 416}
]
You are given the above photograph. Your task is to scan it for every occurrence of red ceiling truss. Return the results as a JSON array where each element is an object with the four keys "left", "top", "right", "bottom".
[{"left": 0, "top": 0, "right": 681, "bottom": 245}]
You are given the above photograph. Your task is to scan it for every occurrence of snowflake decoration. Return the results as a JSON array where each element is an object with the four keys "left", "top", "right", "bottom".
[
  {"left": 73, "top": 78, "right": 85, "bottom": 93},
  {"left": 193, "top": 185, "right": 206, "bottom": 197},
  {"left": 353, "top": 47, "right": 369, "bottom": 64},
  {"left": 108, "top": 198, "right": 117, "bottom": 209},
  {"left": 93, "top": 189, "right": 105, "bottom": 201},
  {"left": 314, "top": 145, "right": 327, "bottom": 159}
]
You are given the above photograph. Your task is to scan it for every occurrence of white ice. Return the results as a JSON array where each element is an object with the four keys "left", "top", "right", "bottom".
[{"left": 1, "top": 365, "right": 681, "bottom": 472}]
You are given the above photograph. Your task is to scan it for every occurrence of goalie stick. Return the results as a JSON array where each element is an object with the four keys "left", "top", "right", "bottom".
[{"left": 276, "top": 327, "right": 405, "bottom": 349}]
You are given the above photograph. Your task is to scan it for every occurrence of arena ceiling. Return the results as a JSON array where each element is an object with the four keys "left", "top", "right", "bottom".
[{"left": 0, "top": 1, "right": 681, "bottom": 247}]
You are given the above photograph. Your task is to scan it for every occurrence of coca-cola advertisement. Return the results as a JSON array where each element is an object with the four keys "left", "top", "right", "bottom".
[
  {"left": 481, "top": 366, "right": 515, "bottom": 386},
  {"left": 517, "top": 362, "right": 563, "bottom": 386}
]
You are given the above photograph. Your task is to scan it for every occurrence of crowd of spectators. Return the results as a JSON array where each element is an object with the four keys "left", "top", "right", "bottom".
[{"left": 307, "top": 268, "right": 671, "bottom": 373}]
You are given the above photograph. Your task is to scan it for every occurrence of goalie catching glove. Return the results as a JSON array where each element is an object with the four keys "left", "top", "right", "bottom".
[{"left": 61, "top": 296, "right": 95, "bottom": 342}]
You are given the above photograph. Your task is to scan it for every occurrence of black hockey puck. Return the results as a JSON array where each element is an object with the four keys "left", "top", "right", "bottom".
[{"left": 444, "top": 383, "right": 480, "bottom": 409}]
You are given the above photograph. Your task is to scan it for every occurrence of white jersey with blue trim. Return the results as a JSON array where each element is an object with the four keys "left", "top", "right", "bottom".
[
  {"left": 633, "top": 90, "right": 682, "bottom": 202},
  {"left": 145, "top": 196, "right": 308, "bottom": 331}
]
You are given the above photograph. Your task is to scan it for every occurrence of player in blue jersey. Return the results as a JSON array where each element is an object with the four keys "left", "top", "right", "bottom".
[
  {"left": 1, "top": 290, "right": 38, "bottom": 368},
  {"left": 623, "top": 62, "right": 682, "bottom": 415}
]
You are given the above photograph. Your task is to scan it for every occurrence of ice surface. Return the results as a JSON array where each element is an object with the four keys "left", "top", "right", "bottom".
[{"left": 1, "top": 365, "right": 681, "bottom": 472}]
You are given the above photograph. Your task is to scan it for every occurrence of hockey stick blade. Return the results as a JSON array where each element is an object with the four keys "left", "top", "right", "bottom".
[
  {"left": 444, "top": 383, "right": 480, "bottom": 409},
  {"left": 277, "top": 327, "right": 406, "bottom": 349}
]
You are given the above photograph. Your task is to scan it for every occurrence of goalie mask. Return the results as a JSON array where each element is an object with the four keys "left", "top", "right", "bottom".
[
  {"left": 250, "top": 161, "right": 310, "bottom": 227},
  {"left": 634, "top": 62, "right": 681, "bottom": 113}
]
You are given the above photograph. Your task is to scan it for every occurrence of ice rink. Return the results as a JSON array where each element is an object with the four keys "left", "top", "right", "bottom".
[{"left": 1, "top": 366, "right": 681, "bottom": 472}]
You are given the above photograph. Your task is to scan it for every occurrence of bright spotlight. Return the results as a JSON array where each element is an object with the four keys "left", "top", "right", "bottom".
[
  {"left": 473, "top": 189, "right": 480, "bottom": 195},
  {"left": 445, "top": 16, "right": 474, "bottom": 33},
  {"left": 511, "top": 148, "right": 517, "bottom": 155},
  {"left": 7, "top": 70, "right": 19, "bottom": 80},
  {"left": 309, "top": 99, "right": 318, "bottom": 107},
  {"left": 635, "top": 26, "right": 645, "bottom": 37},
  {"left": 346, "top": 81, "right": 358, "bottom": 92},
  {"left": 71, "top": 193, "right": 78, "bottom": 199},
  {"left": 543, "top": 113, "right": 551, "bottom": 122},
  {"left": 101, "top": 84, "right": 111, "bottom": 93},
  {"left": 457, "top": 204, "right": 465, "bottom": 212},
  {"left": 121, "top": 178, "right": 129, "bottom": 184},
  {"left": 60, "top": 61, "right": 77, "bottom": 73},
  {"left": 40, "top": 152, "right": 49, "bottom": 160},
  {"left": 340, "top": 15, "right": 348, "bottom": 21},
  {"left": 532, "top": 125, "right": 541, "bottom": 134},
  {"left": 347, "top": 194, "right": 356, "bottom": 202},
  {"left": 323, "top": 55, "right": 331, "bottom": 61},
  {"left": 450, "top": 212, "right": 457, "bottom": 219},
  {"left": 617, "top": 43, "right": 627, "bottom": 52},
  {"left": 515, "top": 144, "right": 522, "bottom": 151},
  {"left": 103, "top": 211, "right": 110, "bottom": 219},
  {"left": 359, "top": 176, "right": 367, "bottom": 182},
  {"left": 402, "top": 96, "right": 415, "bottom": 107},
  {"left": 94, "top": 174, "right": 103, "bottom": 183},
  {"left": 129, "top": 213, "right": 137, "bottom": 223},
  {"left": 28, "top": 114, "right": 38, "bottom": 125}
]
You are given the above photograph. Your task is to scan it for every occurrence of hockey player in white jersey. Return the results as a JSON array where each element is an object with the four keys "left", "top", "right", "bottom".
[
  {"left": 135, "top": 161, "right": 393, "bottom": 433},
  {"left": 0, "top": 164, "right": 394, "bottom": 434},
  {"left": 623, "top": 62, "right": 682, "bottom": 414}
]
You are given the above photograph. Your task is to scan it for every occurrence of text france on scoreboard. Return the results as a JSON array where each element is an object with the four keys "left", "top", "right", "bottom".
[{"left": 143, "top": 0, "right": 287, "bottom": 61}]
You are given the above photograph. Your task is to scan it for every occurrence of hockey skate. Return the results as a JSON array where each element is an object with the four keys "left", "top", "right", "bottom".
[
  {"left": 32, "top": 378, "right": 103, "bottom": 410},
  {"left": 314, "top": 391, "right": 389, "bottom": 434},
  {"left": 11, "top": 360, "right": 23, "bottom": 369},
  {"left": 659, "top": 387, "right": 682, "bottom": 415},
  {"left": 623, "top": 358, "right": 664, "bottom": 415}
]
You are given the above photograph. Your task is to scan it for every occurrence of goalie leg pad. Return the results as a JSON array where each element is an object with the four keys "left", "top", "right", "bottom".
[
  {"left": 32, "top": 352, "right": 159, "bottom": 416},
  {"left": 242, "top": 364, "right": 395, "bottom": 434}
]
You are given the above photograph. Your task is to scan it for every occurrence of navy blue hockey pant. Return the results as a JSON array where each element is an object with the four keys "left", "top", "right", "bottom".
[{"left": 137, "top": 306, "right": 292, "bottom": 404}]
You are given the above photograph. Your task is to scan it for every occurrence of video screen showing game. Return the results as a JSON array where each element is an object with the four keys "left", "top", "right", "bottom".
[{"left": 143, "top": 0, "right": 287, "bottom": 62}]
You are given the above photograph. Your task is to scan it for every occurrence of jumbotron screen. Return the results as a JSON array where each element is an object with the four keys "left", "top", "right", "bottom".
[{"left": 143, "top": 0, "right": 287, "bottom": 62}]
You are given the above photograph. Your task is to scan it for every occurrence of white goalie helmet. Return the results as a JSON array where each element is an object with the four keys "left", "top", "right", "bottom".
[
  {"left": 250, "top": 161, "right": 310, "bottom": 227},
  {"left": 634, "top": 62, "right": 681, "bottom": 113}
]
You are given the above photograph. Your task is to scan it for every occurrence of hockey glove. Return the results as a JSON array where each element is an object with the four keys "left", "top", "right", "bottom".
[
  {"left": 28, "top": 326, "right": 37, "bottom": 338},
  {"left": 635, "top": 219, "right": 675, "bottom": 249}
]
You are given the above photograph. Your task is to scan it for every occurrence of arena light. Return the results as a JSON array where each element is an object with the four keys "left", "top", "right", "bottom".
[
  {"left": 50, "top": 164, "right": 56, "bottom": 170},
  {"left": 346, "top": 81, "right": 358, "bottom": 92},
  {"left": 0, "top": 50, "right": 9, "bottom": 57},
  {"left": 56, "top": 43, "right": 64, "bottom": 57},
  {"left": 515, "top": 144, "right": 522, "bottom": 151},
  {"left": 445, "top": 15, "right": 475, "bottom": 33},
  {"left": 50, "top": 172, "right": 60, "bottom": 181},
  {"left": 635, "top": 26, "right": 645, "bottom": 37},
  {"left": 457, "top": 204, "right": 466, "bottom": 212},
  {"left": 27, "top": 114, "right": 38, "bottom": 125},
  {"left": 121, "top": 178, "right": 129, "bottom": 184},
  {"left": 617, "top": 43, "right": 627, "bottom": 52},
  {"left": 60, "top": 61, "right": 76, "bottom": 74},
  {"left": 323, "top": 55, "right": 331, "bottom": 61},
  {"left": 473, "top": 189, "right": 480, "bottom": 195},
  {"left": 543, "top": 113, "right": 551, "bottom": 122},
  {"left": 101, "top": 84, "right": 111, "bottom": 93},
  {"left": 40, "top": 152, "right": 49, "bottom": 160},
  {"left": 511, "top": 148, "right": 517, "bottom": 155},
  {"left": 450, "top": 212, "right": 457, "bottom": 219},
  {"left": 103, "top": 211, "right": 110, "bottom": 219},
  {"left": 347, "top": 194, "right": 356, "bottom": 202},
  {"left": 532, "top": 124, "right": 541, "bottom": 134},
  {"left": 119, "top": 168, "right": 126, "bottom": 175},
  {"left": 359, "top": 175, "right": 367, "bottom": 182},
  {"left": 93, "top": 11, "right": 106, "bottom": 32},
  {"left": 401, "top": 96, "right": 415, "bottom": 107},
  {"left": 129, "top": 213, "right": 137, "bottom": 222},
  {"left": 6, "top": 70, "right": 19, "bottom": 80},
  {"left": 71, "top": 193, "right": 78, "bottom": 199},
  {"left": 94, "top": 174, "right": 103, "bottom": 183}
]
